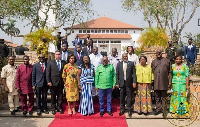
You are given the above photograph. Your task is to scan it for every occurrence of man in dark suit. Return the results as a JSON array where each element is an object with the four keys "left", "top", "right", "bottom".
[
  {"left": 116, "top": 53, "right": 136, "bottom": 117},
  {"left": 184, "top": 38, "right": 197, "bottom": 67},
  {"left": 32, "top": 54, "right": 49, "bottom": 115},
  {"left": 82, "top": 39, "right": 93, "bottom": 56},
  {"left": 74, "top": 44, "right": 85, "bottom": 66},
  {"left": 61, "top": 43, "right": 71, "bottom": 62},
  {"left": 46, "top": 50, "right": 66, "bottom": 115}
]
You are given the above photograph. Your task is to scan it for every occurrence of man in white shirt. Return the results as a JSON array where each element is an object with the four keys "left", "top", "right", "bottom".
[
  {"left": 89, "top": 46, "right": 103, "bottom": 98},
  {"left": 127, "top": 46, "right": 139, "bottom": 65},
  {"left": 89, "top": 46, "right": 103, "bottom": 71}
]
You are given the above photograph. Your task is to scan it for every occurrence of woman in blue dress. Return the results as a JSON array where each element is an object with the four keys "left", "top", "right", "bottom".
[{"left": 77, "top": 55, "right": 95, "bottom": 115}]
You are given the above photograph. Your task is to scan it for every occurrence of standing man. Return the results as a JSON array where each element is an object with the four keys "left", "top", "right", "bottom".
[
  {"left": 84, "top": 34, "right": 93, "bottom": 47},
  {"left": 166, "top": 41, "right": 176, "bottom": 64},
  {"left": 0, "top": 39, "right": 9, "bottom": 58},
  {"left": 127, "top": 46, "right": 139, "bottom": 65},
  {"left": 95, "top": 56, "right": 116, "bottom": 117},
  {"left": 1, "top": 56, "right": 19, "bottom": 115},
  {"left": 15, "top": 55, "right": 34, "bottom": 115},
  {"left": 73, "top": 35, "right": 82, "bottom": 52},
  {"left": 82, "top": 39, "right": 93, "bottom": 56},
  {"left": 151, "top": 49, "right": 172, "bottom": 116},
  {"left": 61, "top": 43, "right": 70, "bottom": 62},
  {"left": 116, "top": 53, "right": 136, "bottom": 117},
  {"left": 74, "top": 44, "right": 85, "bottom": 66},
  {"left": 89, "top": 46, "right": 103, "bottom": 98},
  {"left": 108, "top": 48, "right": 121, "bottom": 100},
  {"left": 46, "top": 50, "right": 66, "bottom": 115},
  {"left": 32, "top": 54, "right": 49, "bottom": 116},
  {"left": 184, "top": 38, "right": 197, "bottom": 67}
]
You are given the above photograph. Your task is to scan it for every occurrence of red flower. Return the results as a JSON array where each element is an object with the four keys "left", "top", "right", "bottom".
[
  {"left": 66, "top": 84, "right": 69, "bottom": 87},
  {"left": 69, "top": 66, "right": 73, "bottom": 70}
]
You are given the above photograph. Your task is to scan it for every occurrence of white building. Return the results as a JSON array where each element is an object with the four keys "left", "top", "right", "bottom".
[{"left": 64, "top": 16, "right": 143, "bottom": 56}]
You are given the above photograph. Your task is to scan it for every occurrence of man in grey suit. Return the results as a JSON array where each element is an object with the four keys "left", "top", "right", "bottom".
[
  {"left": 116, "top": 53, "right": 136, "bottom": 117},
  {"left": 46, "top": 50, "right": 66, "bottom": 115},
  {"left": 32, "top": 54, "right": 49, "bottom": 116}
]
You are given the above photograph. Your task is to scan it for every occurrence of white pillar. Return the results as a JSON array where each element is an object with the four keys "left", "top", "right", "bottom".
[
  {"left": 108, "top": 40, "right": 111, "bottom": 54},
  {"left": 97, "top": 40, "right": 99, "bottom": 47}
]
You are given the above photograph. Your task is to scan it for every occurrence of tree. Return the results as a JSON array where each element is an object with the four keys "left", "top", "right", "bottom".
[
  {"left": 0, "top": 0, "right": 93, "bottom": 36},
  {"left": 23, "top": 28, "right": 57, "bottom": 50},
  {"left": 122, "top": 0, "right": 200, "bottom": 40},
  {"left": 137, "top": 27, "right": 168, "bottom": 51}
]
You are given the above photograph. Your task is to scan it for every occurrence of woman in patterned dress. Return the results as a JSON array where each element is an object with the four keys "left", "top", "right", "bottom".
[
  {"left": 170, "top": 55, "right": 189, "bottom": 115},
  {"left": 134, "top": 56, "right": 154, "bottom": 115},
  {"left": 62, "top": 54, "right": 79, "bottom": 114},
  {"left": 77, "top": 55, "right": 95, "bottom": 116}
]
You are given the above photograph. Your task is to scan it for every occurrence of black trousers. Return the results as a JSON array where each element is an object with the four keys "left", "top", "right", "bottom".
[
  {"left": 120, "top": 80, "right": 132, "bottom": 111},
  {"left": 154, "top": 90, "right": 167, "bottom": 112},
  {"left": 112, "top": 87, "right": 120, "bottom": 98},
  {"left": 51, "top": 82, "right": 64, "bottom": 111},
  {"left": 35, "top": 85, "right": 48, "bottom": 111}
]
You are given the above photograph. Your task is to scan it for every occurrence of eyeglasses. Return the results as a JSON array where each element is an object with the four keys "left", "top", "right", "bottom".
[{"left": 39, "top": 57, "right": 45, "bottom": 58}]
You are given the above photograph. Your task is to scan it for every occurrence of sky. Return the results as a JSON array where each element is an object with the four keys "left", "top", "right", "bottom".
[{"left": 0, "top": 0, "right": 200, "bottom": 45}]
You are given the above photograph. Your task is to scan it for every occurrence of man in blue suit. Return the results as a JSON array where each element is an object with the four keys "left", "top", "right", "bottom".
[
  {"left": 73, "top": 35, "right": 82, "bottom": 52},
  {"left": 184, "top": 38, "right": 197, "bottom": 67},
  {"left": 74, "top": 44, "right": 85, "bottom": 66},
  {"left": 32, "top": 54, "right": 49, "bottom": 115}
]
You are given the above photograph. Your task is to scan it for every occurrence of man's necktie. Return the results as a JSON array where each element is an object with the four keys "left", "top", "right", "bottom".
[
  {"left": 41, "top": 63, "right": 44, "bottom": 72},
  {"left": 78, "top": 53, "right": 81, "bottom": 59},
  {"left": 57, "top": 61, "right": 61, "bottom": 71},
  {"left": 124, "top": 62, "right": 127, "bottom": 80}
]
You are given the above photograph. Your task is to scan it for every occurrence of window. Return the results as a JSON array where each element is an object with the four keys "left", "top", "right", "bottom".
[
  {"left": 91, "top": 30, "right": 94, "bottom": 33},
  {"left": 98, "top": 30, "right": 101, "bottom": 33},
  {"left": 95, "top": 30, "right": 98, "bottom": 33},
  {"left": 79, "top": 30, "right": 82, "bottom": 33},
  {"left": 125, "top": 30, "right": 128, "bottom": 33},
  {"left": 102, "top": 30, "right": 105, "bottom": 33},
  {"left": 110, "top": 30, "right": 113, "bottom": 33},
  {"left": 134, "top": 31, "right": 135, "bottom": 33},
  {"left": 83, "top": 30, "right": 86, "bottom": 33},
  {"left": 121, "top": 30, "right": 124, "bottom": 33},
  {"left": 118, "top": 30, "right": 121, "bottom": 33},
  {"left": 87, "top": 30, "right": 90, "bottom": 33},
  {"left": 72, "top": 30, "right": 74, "bottom": 33},
  {"left": 114, "top": 30, "right": 117, "bottom": 33},
  {"left": 106, "top": 30, "right": 109, "bottom": 33}
]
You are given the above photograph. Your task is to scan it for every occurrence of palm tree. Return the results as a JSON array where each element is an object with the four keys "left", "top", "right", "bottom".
[{"left": 3, "top": 19, "right": 20, "bottom": 41}]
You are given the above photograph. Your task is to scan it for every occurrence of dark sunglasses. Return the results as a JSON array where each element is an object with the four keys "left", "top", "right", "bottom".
[{"left": 39, "top": 57, "right": 45, "bottom": 58}]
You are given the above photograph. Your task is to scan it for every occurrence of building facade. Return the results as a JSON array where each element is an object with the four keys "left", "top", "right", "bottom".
[{"left": 64, "top": 16, "right": 143, "bottom": 56}]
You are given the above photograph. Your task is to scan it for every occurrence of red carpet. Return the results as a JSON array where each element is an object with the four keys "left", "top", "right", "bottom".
[{"left": 49, "top": 99, "right": 128, "bottom": 127}]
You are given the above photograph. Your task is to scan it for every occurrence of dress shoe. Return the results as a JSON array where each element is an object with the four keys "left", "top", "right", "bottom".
[
  {"left": 108, "top": 111, "right": 113, "bottom": 116},
  {"left": 10, "top": 111, "right": 15, "bottom": 115},
  {"left": 37, "top": 111, "right": 41, "bottom": 116},
  {"left": 128, "top": 110, "right": 132, "bottom": 117},
  {"left": 14, "top": 107, "right": 20, "bottom": 112},
  {"left": 154, "top": 111, "right": 161, "bottom": 116},
  {"left": 29, "top": 111, "right": 33, "bottom": 115},
  {"left": 100, "top": 112, "right": 104, "bottom": 117},
  {"left": 138, "top": 113, "right": 142, "bottom": 115},
  {"left": 43, "top": 109, "right": 49, "bottom": 114},
  {"left": 52, "top": 110, "right": 56, "bottom": 115},
  {"left": 59, "top": 109, "right": 64, "bottom": 114},
  {"left": 23, "top": 111, "right": 27, "bottom": 115},
  {"left": 119, "top": 111, "right": 125, "bottom": 116}
]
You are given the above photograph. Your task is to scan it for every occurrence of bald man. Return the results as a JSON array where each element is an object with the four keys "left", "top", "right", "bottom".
[
  {"left": 151, "top": 49, "right": 172, "bottom": 116},
  {"left": 95, "top": 56, "right": 116, "bottom": 117}
]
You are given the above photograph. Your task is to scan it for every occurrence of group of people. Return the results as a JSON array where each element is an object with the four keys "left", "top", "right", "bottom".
[{"left": 0, "top": 37, "right": 193, "bottom": 118}]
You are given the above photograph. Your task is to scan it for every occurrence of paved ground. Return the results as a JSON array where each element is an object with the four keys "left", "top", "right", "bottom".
[
  {"left": 0, "top": 117, "right": 54, "bottom": 127},
  {"left": 126, "top": 119, "right": 200, "bottom": 127}
]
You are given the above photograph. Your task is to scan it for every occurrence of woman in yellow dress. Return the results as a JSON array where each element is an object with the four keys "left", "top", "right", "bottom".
[{"left": 62, "top": 54, "right": 79, "bottom": 114}]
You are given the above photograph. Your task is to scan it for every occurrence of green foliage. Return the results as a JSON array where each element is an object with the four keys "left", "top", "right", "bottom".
[
  {"left": 122, "top": 0, "right": 200, "bottom": 40},
  {"left": 0, "top": 57, "right": 8, "bottom": 72},
  {"left": 0, "top": 0, "right": 93, "bottom": 33},
  {"left": 138, "top": 27, "right": 168, "bottom": 51},
  {"left": 23, "top": 28, "right": 57, "bottom": 51}
]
